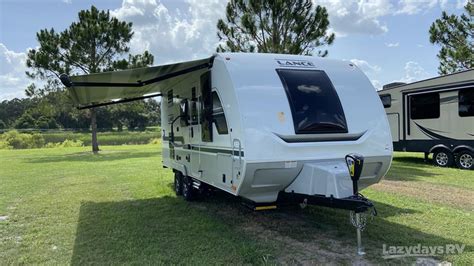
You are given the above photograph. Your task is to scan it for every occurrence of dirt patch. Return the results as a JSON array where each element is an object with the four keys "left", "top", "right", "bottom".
[
  {"left": 372, "top": 180, "right": 474, "bottom": 211},
  {"left": 241, "top": 221, "right": 371, "bottom": 265},
  {"left": 202, "top": 199, "right": 373, "bottom": 265}
]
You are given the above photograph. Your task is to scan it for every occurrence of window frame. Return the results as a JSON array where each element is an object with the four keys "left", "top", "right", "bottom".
[
  {"left": 379, "top": 94, "right": 391, "bottom": 108},
  {"left": 409, "top": 92, "right": 440, "bottom": 120},
  {"left": 458, "top": 88, "right": 474, "bottom": 117},
  {"left": 276, "top": 68, "right": 348, "bottom": 134},
  {"left": 200, "top": 71, "right": 213, "bottom": 142},
  {"left": 211, "top": 91, "right": 229, "bottom": 135}
]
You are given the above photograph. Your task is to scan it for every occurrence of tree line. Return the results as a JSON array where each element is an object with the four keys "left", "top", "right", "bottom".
[{"left": 0, "top": 96, "right": 160, "bottom": 131}]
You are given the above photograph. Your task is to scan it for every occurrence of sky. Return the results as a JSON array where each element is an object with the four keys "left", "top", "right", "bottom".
[{"left": 0, "top": 0, "right": 469, "bottom": 100}]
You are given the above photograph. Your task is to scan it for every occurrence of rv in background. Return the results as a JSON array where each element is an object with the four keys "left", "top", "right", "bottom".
[{"left": 378, "top": 69, "right": 474, "bottom": 170}]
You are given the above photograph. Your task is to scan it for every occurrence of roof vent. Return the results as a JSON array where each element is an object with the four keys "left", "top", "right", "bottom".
[{"left": 382, "top": 82, "right": 406, "bottom": 90}]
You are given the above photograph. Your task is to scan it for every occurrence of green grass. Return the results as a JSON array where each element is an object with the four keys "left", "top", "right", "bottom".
[{"left": 0, "top": 147, "right": 472, "bottom": 264}]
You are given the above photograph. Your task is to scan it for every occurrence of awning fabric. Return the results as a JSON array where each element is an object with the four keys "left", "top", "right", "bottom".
[{"left": 61, "top": 56, "right": 213, "bottom": 108}]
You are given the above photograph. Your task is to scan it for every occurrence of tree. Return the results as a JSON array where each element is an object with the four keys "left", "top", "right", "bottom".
[
  {"left": 26, "top": 6, "right": 153, "bottom": 153},
  {"left": 216, "top": 0, "right": 335, "bottom": 56},
  {"left": 429, "top": 2, "right": 474, "bottom": 74}
]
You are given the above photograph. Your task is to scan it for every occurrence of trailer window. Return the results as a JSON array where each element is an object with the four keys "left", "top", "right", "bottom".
[
  {"left": 459, "top": 88, "right": 474, "bottom": 117},
  {"left": 200, "top": 72, "right": 212, "bottom": 142},
  {"left": 380, "top": 94, "right": 391, "bottom": 108},
  {"left": 212, "top": 91, "right": 228, "bottom": 134},
  {"left": 410, "top": 92, "right": 440, "bottom": 119},
  {"left": 277, "top": 69, "right": 348, "bottom": 134}
]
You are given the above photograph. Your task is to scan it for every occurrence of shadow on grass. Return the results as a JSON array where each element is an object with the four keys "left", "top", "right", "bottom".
[
  {"left": 71, "top": 191, "right": 470, "bottom": 264},
  {"left": 393, "top": 155, "right": 429, "bottom": 165},
  {"left": 27, "top": 150, "right": 161, "bottom": 164},
  {"left": 384, "top": 155, "right": 442, "bottom": 181},
  {"left": 71, "top": 195, "right": 270, "bottom": 265}
]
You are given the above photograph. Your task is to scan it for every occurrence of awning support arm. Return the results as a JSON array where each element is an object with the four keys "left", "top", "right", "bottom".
[{"left": 77, "top": 92, "right": 162, "bottom": 110}]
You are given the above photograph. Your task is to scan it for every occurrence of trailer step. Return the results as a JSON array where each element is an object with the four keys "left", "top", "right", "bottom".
[
  {"left": 240, "top": 199, "right": 277, "bottom": 211},
  {"left": 254, "top": 205, "right": 277, "bottom": 211}
]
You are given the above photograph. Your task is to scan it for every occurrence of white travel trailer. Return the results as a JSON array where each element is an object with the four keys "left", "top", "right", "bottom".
[
  {"left": 378, "top": 70, "right": 474, "bottom": 170},
  {"left": 61, "top": 53, "right": 393, "bottom": 254}
]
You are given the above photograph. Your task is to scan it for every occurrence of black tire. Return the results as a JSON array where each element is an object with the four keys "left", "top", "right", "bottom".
[
  {"left": 174, "top": 172, "right": 183, "bottom": 196},
  {"left": 433, "top": 150, "right": 454, "bottom": 167},
  {"left": 182, "top": 176, "right": 194, "bottom": 201},
  {"left": 456, "top": 150, "right": 474, "bottom": 170}
]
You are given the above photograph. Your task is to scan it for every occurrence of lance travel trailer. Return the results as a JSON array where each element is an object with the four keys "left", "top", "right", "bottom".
[
  {"left": 378, "top": 69, "right": 474, "bottom": 170},
  {"left": 60, "top": 53, "right": 393, "bottom": 254}
]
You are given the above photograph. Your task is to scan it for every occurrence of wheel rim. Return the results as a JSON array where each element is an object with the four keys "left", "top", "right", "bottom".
[
  {"left": 436, "top": 152, "right": 449, "bottom": 166},
  {"left": 459, "top": 154, "right": 473, "bottom": 169},
  {"left": 183, "top": 181, "right": 189, "bottom": 197}
]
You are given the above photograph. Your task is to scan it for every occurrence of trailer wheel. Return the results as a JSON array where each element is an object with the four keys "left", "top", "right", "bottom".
[
  {"left": 174, "top": 171, "right": 183, "bottom": 196},
  {"left": 433, "top": 150, "right": 454, "bottom": 167},
  {"left": 182, "top": 176, "right": 195, "bottom": 201},
  {"left": 456, "top": 150, "right": 474, "bottom": 170}
]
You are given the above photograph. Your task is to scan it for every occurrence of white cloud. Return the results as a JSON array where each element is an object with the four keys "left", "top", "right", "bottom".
[
  {"left": 349, "top": 58, "right": 382, "bottom": 89},
  {"left": 315, "top": 0, "right": 467, "bottom": 36},
  {"left": 0, "top": 43, "right": 29, "bottom": 100},
  {"left": 62, "top": 0, "right": 72, "bottom": 4},
  {"left": 396, "top": 0, "right": 438, "bottom": 15},
  {"left": 350, "top": 59, "right": 382, "bottom": 73},
  {"left": 111, "top": 0, "right": 227, "bottom": 64},
  {"left": 397, "top": 61, "right": 431, "bottom": 83},
  {"left": 396, "top": 0, "right": 467, "bottom": 14},
  {"left": 317, "top": 0, "right": 391, "bottom": 36},
  {"left": 385, "top": 42, "right": 399, "bottom": 47}
]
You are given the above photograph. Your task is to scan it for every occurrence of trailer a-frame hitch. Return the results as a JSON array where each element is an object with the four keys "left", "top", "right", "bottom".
[
  {"left": 345, "top": 153, "right": 377, "bottom": 256},
  {"left": 279, "top": 153, "right": 377, "bottom": 256}
]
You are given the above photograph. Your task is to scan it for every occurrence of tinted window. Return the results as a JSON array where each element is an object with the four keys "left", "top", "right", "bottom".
[
  {"left": 459, "top": 88, "right": 474, "bottom": 117},
  {"left": 380, "top": 94, "right": 391, "bottom": 108},
  {"left": 212, "top": 91, "right": 228, "bottom": 134},
  {"left": 410, "top": 92, "right": 439, "bottom": 119},
  {"left": 277, "top": 69, "right": 348, "bottom": 134},
  {"left": 200, "top": 72, "right": 212, "bottom": 142}
]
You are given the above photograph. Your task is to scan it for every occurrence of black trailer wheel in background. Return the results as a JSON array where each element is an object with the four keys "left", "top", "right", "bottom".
[
  {"left": 182, "top": 176, "right": 195, "bottom": 201},
  {"left": 456, "top": 150, "right": 474, "bottom": 170},
  {"left": 433, "top": 149, "right": 454, "bottom": 167},
  {"left": 174, "top": 171, "right": 183, "bottom": 196}
]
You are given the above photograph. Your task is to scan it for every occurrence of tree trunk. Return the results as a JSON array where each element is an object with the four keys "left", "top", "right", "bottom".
[{"left": 90, "top": 108, "right": 99, "bottom": 154}]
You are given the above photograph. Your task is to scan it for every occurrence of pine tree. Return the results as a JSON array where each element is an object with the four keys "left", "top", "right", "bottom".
[
  {"left": 26, "top": 6, "right": 153, "bottom": 153},
  {"left": 429, "top": 1, "right": 474, "bottom": 74},
  {"left": 216, "top": 0, "right": 335, "bottom": 56}
]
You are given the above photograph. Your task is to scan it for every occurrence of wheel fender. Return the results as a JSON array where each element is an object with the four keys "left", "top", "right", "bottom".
[
  {"left": 429, "top": 144, "right": 452, "bottom": 153},
  {"left": 171, "top": 161, "right": 188, "bottom": 177},
  {"left": 453, "top": 145, "right": 474, "bottom": 154}
]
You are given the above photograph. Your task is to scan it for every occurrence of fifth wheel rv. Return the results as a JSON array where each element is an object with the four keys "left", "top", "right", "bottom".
[
  {"left": 378, "top": 69, "right": 474, "bottom": 170},
  {"left": 61, "top": 53, "right": 393, "bottom": 254}
]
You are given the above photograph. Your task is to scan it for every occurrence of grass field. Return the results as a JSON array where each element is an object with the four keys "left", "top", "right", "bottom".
[
  {"left": 0, "top": 144, "right": 472, "bottom": 264},
  {"left": 41, "top": 129, "right": 162, "bottom": 146}
]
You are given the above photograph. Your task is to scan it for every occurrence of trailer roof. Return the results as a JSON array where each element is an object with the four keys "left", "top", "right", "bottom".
[
  {"left": 379, "top": 68, "right": 474, "bottom": 93},
  {"left": 61, "top": 56, "right": 214, "bottom": 109}
]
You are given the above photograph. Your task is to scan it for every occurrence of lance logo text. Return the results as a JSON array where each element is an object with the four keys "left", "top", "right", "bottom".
[{"left": 276, "top": 59, "right": 315, "bottom": 68}]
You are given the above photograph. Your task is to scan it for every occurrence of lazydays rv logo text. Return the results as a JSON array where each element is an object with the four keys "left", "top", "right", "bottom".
[
  {"left": 276, "top": 59, "right": 315, "bottom": 68},
  {"left": 382, "top": 244, "right": 465, "bottom": 259}
]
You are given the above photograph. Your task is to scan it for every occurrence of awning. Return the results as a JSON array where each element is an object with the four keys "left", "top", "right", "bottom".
[{"left": 60, "top": 56, "right": 214, "bottom": 109}]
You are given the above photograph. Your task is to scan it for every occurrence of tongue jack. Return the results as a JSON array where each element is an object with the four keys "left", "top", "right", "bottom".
[{"left": 345, "top": 153, "right": 364, "bottom": 195}]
